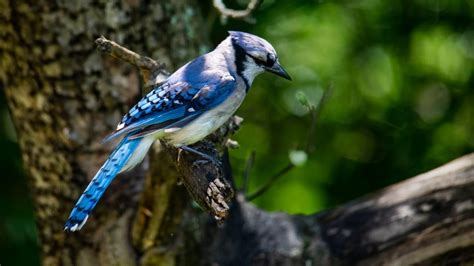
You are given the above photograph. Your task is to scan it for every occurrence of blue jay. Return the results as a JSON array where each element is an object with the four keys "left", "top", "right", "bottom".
[{"left": 64, "top": 31, "right": 291, "bottom": 231}]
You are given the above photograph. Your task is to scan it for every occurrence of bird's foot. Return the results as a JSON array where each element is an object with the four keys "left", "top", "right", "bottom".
[{"left": 179, "top": 145, "right": 222, "bottom": 167}]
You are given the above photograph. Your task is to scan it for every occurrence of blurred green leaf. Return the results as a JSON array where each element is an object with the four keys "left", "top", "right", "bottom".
[{"left": 289, "top": 150, "right": 308, "bottom": 166}]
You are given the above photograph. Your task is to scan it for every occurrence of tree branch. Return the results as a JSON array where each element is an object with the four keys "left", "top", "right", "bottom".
[
  {"left": 200, "top": 153, "right": 474, "bottom": 265},
  {"left": 241, "top": 150, "right": 256, "bottom": 193},
  {"left": 173, "top": 115, "right": 242, "bottom": 220},
  {"left": 318, "top": 153, "right": 474, "bottom": 264},
  {"left": 95, "top": 36, "right": 169, "bottom": 86},
  {"left": 247, "top": 87, "right": 331, "bottom": 201},
  {"left": 212, "top": 0, "right": 263, "bottom": 22}
]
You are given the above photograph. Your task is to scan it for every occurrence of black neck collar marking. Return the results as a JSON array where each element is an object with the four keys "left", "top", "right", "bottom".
[{"left": 231, "top": 39, "right": 250, "bottom": 91}]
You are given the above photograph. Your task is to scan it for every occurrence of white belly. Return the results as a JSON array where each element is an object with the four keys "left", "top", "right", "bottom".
[{"left": 165, "top": 87, "right": 246, "bottom": 146}]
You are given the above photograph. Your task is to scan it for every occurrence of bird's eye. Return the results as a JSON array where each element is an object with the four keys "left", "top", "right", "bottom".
[
  {"left": 248, "top": 53, "right": 275, "bottom": 67},
  {"left": 249, "top": 54, "right": 266, "bottom": 65},
  {"left": 267, "top": 54, "right": 276, "bottom": 66}
]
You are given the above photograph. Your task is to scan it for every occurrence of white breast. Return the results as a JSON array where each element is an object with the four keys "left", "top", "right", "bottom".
[{"left": 165, "top": 85, "right": 246, "bottom": 146}]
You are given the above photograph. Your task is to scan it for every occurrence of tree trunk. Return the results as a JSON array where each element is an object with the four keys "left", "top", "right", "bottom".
[
  {"left": 2, "top": 1, "right": 474, "bottom": 266},
  {"left": 1, "top": 0, "right": 208, "bottom": 265}
]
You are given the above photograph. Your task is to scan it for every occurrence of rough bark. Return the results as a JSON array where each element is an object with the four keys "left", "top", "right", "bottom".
[
  {"left": 2, "top": 1, "right": 474, "bottom": 266},
  {"left": 1, "top": 0, "right": 208, "bottom": 265}
]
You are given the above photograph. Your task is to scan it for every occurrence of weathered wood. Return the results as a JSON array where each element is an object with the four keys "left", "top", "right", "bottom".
[
  {"left": 195, "top": 154, "right": 474, "bottom": 265},
  {"left": 319, "top": 153, "right": 474, "bottom": 265}
]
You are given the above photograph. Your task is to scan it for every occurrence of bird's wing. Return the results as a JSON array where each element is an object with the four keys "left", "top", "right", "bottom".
[{"left": 103, "top": 73, "right": 236, "bottom": 142}]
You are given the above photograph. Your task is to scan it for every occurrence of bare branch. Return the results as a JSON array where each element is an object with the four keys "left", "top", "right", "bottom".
[
  {"left": 241, "top": 150, "right": 256, "bottom": 193},
  {"left": 95, "top": 36, "right": 169, "bottom": 85},
  {"left": 246, "top": 163, "right": 293, "bottom": 201},
  {"left": 305, "top": 84, "right": 333, "bottom": 153},
  {"left": 247, "top": 86, "right": 332, "bottom": 201},
  {"left": 212, "top": 0, "right": 263, "bottom": 22}
]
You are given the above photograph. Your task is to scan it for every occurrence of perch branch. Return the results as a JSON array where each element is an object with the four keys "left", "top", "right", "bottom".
[
  {"left": 95, "top": 36, "right": 237, "bottom": 222},
  {"left": 174, "top": 116, "right": 242, "bottom": 220},
  {"left": 212, "top": 0, "right": 263, "bottom": 22}
]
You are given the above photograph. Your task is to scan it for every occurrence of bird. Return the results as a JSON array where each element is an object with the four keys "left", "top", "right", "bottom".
[{"left": 64, "top": 31, "right": 291, "bottom": 232}]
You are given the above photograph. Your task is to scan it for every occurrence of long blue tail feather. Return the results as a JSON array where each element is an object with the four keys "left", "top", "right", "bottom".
[{"left": 64, "top": 134, "right": 141, "bottom": 232}]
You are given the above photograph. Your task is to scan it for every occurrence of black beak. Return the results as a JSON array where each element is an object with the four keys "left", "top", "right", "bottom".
[{"left": 265, "top": 61, "right": 292, "bottom": 80}]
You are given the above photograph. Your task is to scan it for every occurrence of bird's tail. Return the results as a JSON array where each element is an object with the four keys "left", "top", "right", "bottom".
[{"left": 64, "top": 134, "right": 156, "bottom": 232}]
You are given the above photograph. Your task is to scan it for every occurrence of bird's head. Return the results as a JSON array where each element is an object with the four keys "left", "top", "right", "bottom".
[{"left": 226, "top": 31, "right": 291, "bottom": 86}]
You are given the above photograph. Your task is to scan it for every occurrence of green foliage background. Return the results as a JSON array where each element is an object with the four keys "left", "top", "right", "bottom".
[
  {"left": 1, "top": 0, "right": 473, "bottom": 264},
  {"left": 215, "top": 0, "right": 474, "bottom": 213}
]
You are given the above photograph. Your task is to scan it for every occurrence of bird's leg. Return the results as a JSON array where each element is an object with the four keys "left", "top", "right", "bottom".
[{"left": 179, "top": 145, "right": 222, "bottom": 167}]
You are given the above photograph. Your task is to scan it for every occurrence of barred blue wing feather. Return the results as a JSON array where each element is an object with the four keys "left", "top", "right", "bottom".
[
  {"left": 103, "top": 106, "right": 188, "bottom": 142},
  {"left": 120, "top": 81, "right": 197, "bottom": 127},
  {"left": 103, "top": 73, "right": 236, "bottom": 142},
  {"left": 103, "top": 81, "right": 195, "bottom": 142}
]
